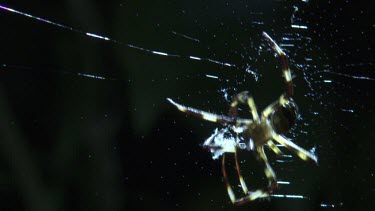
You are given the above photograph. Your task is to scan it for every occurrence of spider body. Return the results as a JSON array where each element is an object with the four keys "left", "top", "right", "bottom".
[
  {"left": 167, "top": 32, "right": 317, "bottom": 205},
  {"left": 244, "top": 119, "right": 273, "bottom": 147}
]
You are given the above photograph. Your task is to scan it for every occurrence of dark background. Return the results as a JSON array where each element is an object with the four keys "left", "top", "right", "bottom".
[{"left": 0, "top": 0, "right": 374, "bottom": 210}]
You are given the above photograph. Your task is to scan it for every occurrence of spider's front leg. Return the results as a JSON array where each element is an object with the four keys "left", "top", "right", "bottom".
[
  {"left": 166, "top": 98, "right": 235, "bottom": 124},
  {"left": 228, "top": 91, "right": 260, "bottom": 122},
  {"left": 263, "top": 32, "right": 293, "bottom": 99}
]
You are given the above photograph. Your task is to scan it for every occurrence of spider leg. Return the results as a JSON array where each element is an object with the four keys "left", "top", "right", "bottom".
[
  {"left": 228, "top": 91, "right": 260, "bottom": 122},
  {"left": 222, "top": 154, "right": 236, "bottom": 203},
  {"left": 261, "top": 94, "right": 289, "bottom": 118},
  {"left": 168, "top": 98, "right": 253, "bottom": 196},
  {"left": 167, "top": 98, "right": 235, "bottom": 124},
  {"left": 234, "top": 150, "right": 249, "bottom": 194},
  {"left": 272, "top": 133, "right": 318, "bottom": 164},
  {"left": 262, "top": 32, "right": 293, "bottom": 98},
  {"left": 267, "top": 140, "right": 283, "bottom": 156},
  {"left": 222, "top": 154, "right": 269, "bottom": 206},
  {"left": 256, "top": 146, "right": 278, "bottom": 191},
  {"left": 204, "top": 130, "right": 249, "bottom": 194}
]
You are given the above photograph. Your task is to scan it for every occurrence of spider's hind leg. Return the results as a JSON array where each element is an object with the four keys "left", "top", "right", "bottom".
[
  {"left": 222, "top": 154, "right": 270, "bottom": 206},
  {"left": 272, "top": 133, "right": 318, "bottom": 164},
  {"left": 234, "top": 150, "right": 249, "bottom": 194},
  {"left": 267, "top": 140, "right": 283, "bottom": 156},
  {"left": 256, "top": 146, "right": 278, "bottom": 191}
]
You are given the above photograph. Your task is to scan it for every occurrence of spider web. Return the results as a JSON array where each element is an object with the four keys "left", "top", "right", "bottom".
[{"left": 0, "top": 0, "right": 373, "bottom": 210}]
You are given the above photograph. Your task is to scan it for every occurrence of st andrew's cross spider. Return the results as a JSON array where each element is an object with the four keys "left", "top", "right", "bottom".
[{"left": 167, "top": 32, "right": 317, "bottom": 205}]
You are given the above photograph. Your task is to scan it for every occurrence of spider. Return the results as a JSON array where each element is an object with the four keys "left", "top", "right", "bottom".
[{"left": 167, "top": 32, "right": 318, "bottom": 205}]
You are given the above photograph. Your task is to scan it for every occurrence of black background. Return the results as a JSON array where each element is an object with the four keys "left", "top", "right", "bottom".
[{"left": 0, "top": 0, "right": 374, "bottom": 210}]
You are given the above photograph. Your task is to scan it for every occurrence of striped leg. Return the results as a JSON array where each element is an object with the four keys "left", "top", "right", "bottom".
[
  {"left": 272, "top": 133, "right": 318, "bottom": 164},
  {"left": 202, "top": 127, "right": 251, "bottom": 197},
  {"left": 167, "top": 98, "right": 235, "bottom": 124},
  {"left": 222, "top": 154, "right": 237, "bottom": 203},
  {"left": 256, "top": 146, "right": 278, "bottom": 191},
  {"left": 261, "top": 94, "right": 289, "bottom": 118},
  {"left": 234, "top": 150, "right": 248, "bottom": 194},
  {"left": 228, "top": 91, "right": 260, "bottom": 122},
  {"left": 222, "top": 154, "right": 269, "bottom": 206},
  {"left": 267, "top": 140, "right": 283, "bottom": 156},
  {"left": 168, "top": 98, "right": 252, "bottom": 196},
  {"left": 262, "top": 32, "right": 294, "bottom": 99}
]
